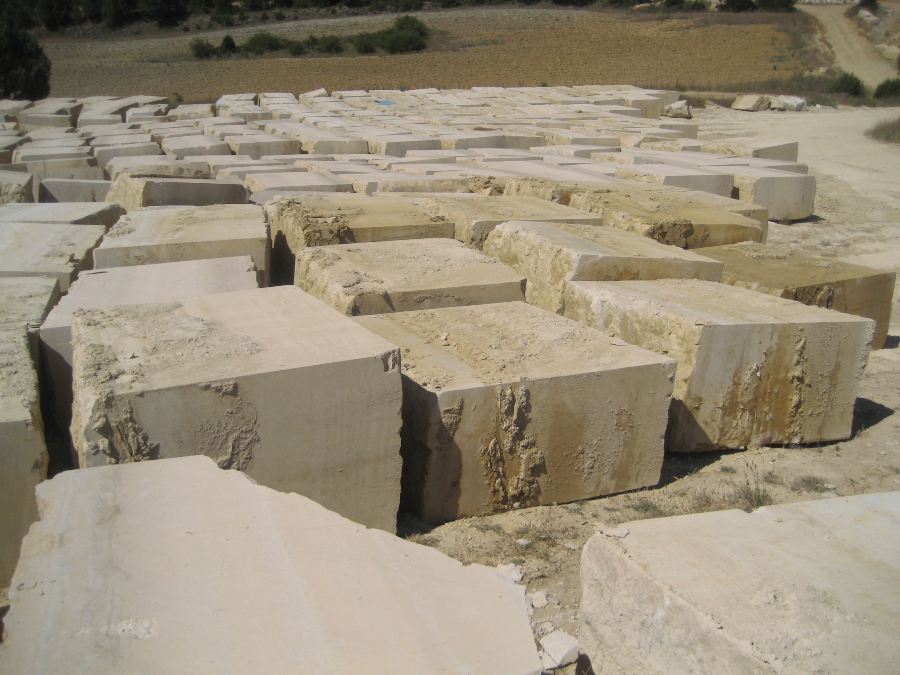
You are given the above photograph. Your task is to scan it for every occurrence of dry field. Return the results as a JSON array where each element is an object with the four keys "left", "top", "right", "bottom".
[{"left": 43, "top": 8, "right": 812, "bottom": 100}]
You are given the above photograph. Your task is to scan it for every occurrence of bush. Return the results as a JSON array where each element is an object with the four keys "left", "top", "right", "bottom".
[
  {"left": 720, "top": 0, "right": 756, "bottom": 11},
  {"left": 220, "top": 34, "right": 237, "bottom": 55},
  {"left": 317, "top": 34, "right": 343, "bottom": 53},
  {"left": 354, "top": 31, "right": 378, "bottom": 53},
  {"left": 381, "top": 28, "right": 426, "bottom": 53},
  {"left": 0, "top": 8, "right": 52, "bottom": 100},
  {"left": 285, "top": 39, "right": 307, "bottom": 55},
  {"left": 243, "top": 30, "right": 284, "bottom": 53},
  {"left": 858, "top": 0, "right": 878, "bottom": 9},
  {"left": 394, "top": 14, "right": 429, "bottom": 37},
  {"left": 755, "top": 0, "right": 795, "bottom": 10},
  {"left": 190, "top": 36, "right": 217, "bottom": 58},
  {"left": 829, "top": 72, "right": 865, "bottom": 97},
  {"left": 874, "top": 77, "right": 900, "bottom": 99},
  {"left": 865, "top": 115, "right": 900, "bottom": 143}
]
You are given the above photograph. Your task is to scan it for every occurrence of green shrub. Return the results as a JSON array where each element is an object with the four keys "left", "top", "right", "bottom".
[
  {"left": 865, "top": 115, "right": 900, "bottom": 143},
  {"left": 286, "top": 39, "right": 307, "bottom": 55},
  {"left": 243, "top": 30, "right": 284, "bottom": 53},
  {"left": 260, "top": 11, "right": 269, "bottom": 19},
  {"left": 874, "top": 77, "right": 900, "bottom": 99},
  {"left": 720, "top": 0, "right": 756, "bottom": 11},
  {"left": 394, "top": 14, "right": 429, "bottom": 37},
  {"left": 317, "top": 34, "right": 344, "bottom": 53},
  {"left": 381, "top": 28, "right": 426, "bottom": 53},
  {"left": 274, "top": 10, "right": 285, "bottom": 18},
  {"left": 755, "top": 0, "right": 795, "bottom": 10},
  {"left": 858, "top": 0, "right": 878, "bottom": 9},
  {"left": 829, "top": 72, "right": 865, "bottom": 97},
  {"left": 0, "top": 7, "right": 52, "bottom": 100},
  {"left": 220, "top": 34, "right": 237, "bottom": 55},
  {"left": 190, "top": 37, "right": 218, "bottom": 58},
  {"left": 354, "top": 31, "right": 378, "bottom": 53}
]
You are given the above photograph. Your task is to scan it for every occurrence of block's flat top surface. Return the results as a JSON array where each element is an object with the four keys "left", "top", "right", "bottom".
[
  {"left": 357, "top": 302, "right": 673, "bottom": 389},
  {"left": 0, "top": 456, "right": 540, "bottom": 675},
  {"left": 587, "top": 492, "right": 900, "bottom": 674},
  {"left": 265, "top": 192, "right": 440, "bottom": 230},
  {"left": 0, "top": 223, "right": 105, "bottom": 270},
  {"left": 72, "top": 286, "right": 399, "bottom": 390},
  {"left": 0, "top": 277, "right": 59, "bottom": 330},
  {"left": 425, "top": 193, "right": 604, "bottom": 225},
  {"left": 43, "top": 257, "right": 258, "bottom": 331},
  {"left": 570, "top": 279, "right": 875, "bottom": 326},
  {"left": 0, "top": 202, "right": 123, "bottom": 224},
  {"left": 98, "top": 204, "right": 266, "bottom": 248},
  {"left": 162, "top": 134, "right": 229, "bottom": 148},
  {"left": 700, "top": 242, "right": 895, "bottom": 287},
  {"left": 298, "top": 238, "right": 524, "bottom": 292},
  {"left": 247, "top": 171, "right": 349, "bottom": 190}
]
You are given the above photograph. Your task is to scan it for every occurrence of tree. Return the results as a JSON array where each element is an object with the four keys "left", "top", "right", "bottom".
[
  {"left": 37, "top": 0, "right": 73, "bottom": 31},
  {"left": 79, "top": 0, "right": 103, "bottom": 22},
  {"left": 0, "top": 8, "right": 52, "bottom": 100},
  {"left": 142, "top": 0, "right": 189, "bottom": 26},
  {"left": 102, "top": 0, "right": 129, "bottom": 27}
]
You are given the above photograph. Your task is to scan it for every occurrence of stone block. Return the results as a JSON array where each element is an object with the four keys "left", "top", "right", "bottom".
[
  {"left": 105, "top": 175, "right": 248, "bottom": 211},
  {"left": 225, "top": 133, "right": 301, "bottom": 159},
  {"left": 351, "top": 173, "right": 477, "bottom": 196},
  {"left": 94, "top": 204, "right": 268, "bottom": 283},
  {"left": 0, "top": 170, "right": 33, "bottom": 204},
  {"left": 105, "top": 156, "right": 211, "bottom": 180},
  {"left": 580, "top": 492, "right": 900, "bottom": 675},
  {"left": 725, "top": 166, "right": 816, "bottom": 221},
  {"left": 88, "top": 133, "right": 154, "bottom": 148},
  {"left": 731, "top": 94, "right": 770, "bottom": 112},
  {"left": 0, "top": 277, "right": 59, "bottom": 590},
  {"left": 615, "top": 164, "right": 733, "bottom": 197},
  {"left": 0, "top": 222, "right": 105, "bottom": 291},
  {"left": 38, "top": 179, "right": 111, "bottom": 203},
  {"left": 296, "top": 238, "right": 526, "bottom": 315},
  {"left": 701, "top": 138, "right": 799, "bottom": 162},
  {"left": 364, "top": 134, "right": 442, "bottom": 157},
  {"left": 0, "top": 455, "right": 541, "bottom": 674},
  {"left": 93, "top": 143, "right": 163, "bottom": 168},
  {"left": 356, "top": 302, "right": 674, "bottom": 522},
  {"left": 484, "top": 220, "right": 723, "bottom": 313},
  {"left": 245, "top": 171, "right": 352, "bottom": 198},
  {"left": 0, "top": 202, "right": 125, "bottom": 228},
  {"left": 69, "top": 287, "right": 403, "bottom": 531},
  {"left": 167, "top": 103, "right": 215, "bottom": 120},
  {"left": 563, "top": 279, "right": 874, "bottom": 451},
  {"left": 700, "top": 242, "right": 896, "bottom": 349},
  {"left": 161, "top": 135, "right": 232, "bottom": 159}
]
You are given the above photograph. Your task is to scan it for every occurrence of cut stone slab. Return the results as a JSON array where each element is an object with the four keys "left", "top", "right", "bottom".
[
  {"left": 38, "top": 179, "right": 111, "bottom": 203},
  {"left": 161, "top": 134, "right": 232, "bottom": 158},
  {"left": 225, "top": 133, "right": 300, "bottom": 159},
  {"left": 724, "top": 166, "right": 816, "bottom": 221},
  {"left": 615, "top": 164, "right": 733, "bottom": 197},
  {"left": 0, "top": 222, "right": 105, "bottom": 291},
  {"left": 540, "top": 631, "right": 580, "bottom": 670},
  {"left": 483, "top": 220, "right": 723, "bottom": 313},
  {"left": 422, "top": 193, "right": 603, "bottom": 248},
  {"left": 40, "top": 256, "right": 259, "bottom": 430},
  {"left": 0, "top": 277, "right": 59, "bottom": 591},
  {"left": 94, "top": 204, "right": 269, "bottom": 285},
  {"left": 93, "top": 142, "right": 163, "bottom": 168},
  {"left": 68, "top": 287, "right": 404, "bottom": 531},
  {"left": 0, "top": 202, "right": 125, "bottom": 228},
  {"left": 580, "top": 492, "right": 900, "bottom": 675},
  {"left": 701, "top": 138, "right": 799, "bottom": 162},
  {"left": 0, "top": 170, "right": 34, "bottom": 204},
  {"left": 0, "top": 456, "right": 541, "bottom": 675},
  {"left": 105, "top": 155, "right": 211, "bottom": 180},
  {"left": 356, "top": 302, "right": 674, "bottom": 522},
  {"left": 700, "top": 242, "right": 896, "bottom": 349},
  {"left": 105, "top": 175, "right": 248, "bottom": 211},
  {"left": 296, "top": 238, "right": 526, "bottom": 315},
  {"left": 563, "top": 279, "right": 874, "bottom": 451},
  {"left": 731, "top": 94, "right": 771, "bottom": 112},
  {"left": 264, "top": 193, "right": 454, "bottom": 285},
  {"left": 245, "top": 171, "right": 352, "bottom": 198}
]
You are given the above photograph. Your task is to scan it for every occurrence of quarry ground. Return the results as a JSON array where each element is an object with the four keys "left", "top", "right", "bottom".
[
  {"left": 402, "top": 105, "right": 900, "bottom": 657},
  {"left": 42, "top": 8, "right": 812, "bottom": 99}
]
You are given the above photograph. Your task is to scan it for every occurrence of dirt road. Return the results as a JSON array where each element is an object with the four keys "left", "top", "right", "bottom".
[{"left": 800, "top": 4, "right": 896, "bottom": 85}]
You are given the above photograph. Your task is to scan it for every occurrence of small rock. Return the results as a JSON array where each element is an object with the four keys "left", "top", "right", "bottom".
[
  {"left": 564, "top": 541, "right": 581, "bottom": 551},
  {"left": 497, "top": 563, "right": 524, "bottom": 583},
  {"left": 598, "top": 525, "right": 630, "bottom": 539},
  {"left": 516, "top": 539, "right": 532, "bottom": 548},
  {"left": 663, "top": 100, "right": 692, "bottom": 119},
  {"left": 540, "top": 630, "right": 579, "bottom": 669},
  {"left": 824, "top": 483, "right": 836, "bottom": 490},
  {"left": 535, "top": 621, "right": 555, "bottom": 636},
  {"left": 530, "top": 591, "right": 549, "bottom": 609}
]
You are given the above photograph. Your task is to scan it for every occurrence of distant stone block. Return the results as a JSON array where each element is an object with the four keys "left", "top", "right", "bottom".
[{"left": 105, "top": 175, "right": 248, "bottom": 211}]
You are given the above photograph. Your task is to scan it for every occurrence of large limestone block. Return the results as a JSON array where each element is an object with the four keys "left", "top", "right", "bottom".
[
  {"left": 225, "top": 133, "right": 301, "bottom": 159},
  {"left": 580, "top": 492, "right": 900, "bottom": 675},
  {"left": 161, "top": 134, "right": 232, "bottom": 158},
  {"left": 484, "top": 220, "right": 723, "bottom": 313},
  {"left": 105, "top": 175, "right": 248, "bottom": 211},
  {"left": 351, "top": 172, "right": 479, "bottom": 196},
  {"left": 41, "top": 257, "right": 259, "bottom": 429},
  {"left": 563, "top": 279, "right": 874, "bottom": 451},
  {"left": 423, "top": 193, "right": 603, "bottom": 248},
  {"left": 264, "top": 193, "right": 453, "bottom": 285},
  {"left": 93, "top": 142, "right": 163, "bottom": 168},
  {"left": 356, "top": 303, "right": 674, "bottom": 522},
  {"left": 0, "top": 277, "right": 59, "bottom": 591},
  {"left": 105, "top": 155, "right": 211, "bottom": 180},
  {"left": 363, "top": 134, "right": 442, "bottom": 156},
  {"left": 0, "top": 222, "right": 105, "bottom": 291},
  {"left": 13, "top": 147, "right": 91, "bottom": 164},
  {"left": 701, "top": 138, "right": 799, "bottom": 162},
  {"left": 245, "top": 170, "right": 352, "bottom": 198},
  {"left": 0, "top": 170, "right": 34, "bottom": 204},
  {"left": 725, "top": 166, "right": 816, "bottom": 221},
  {"left": 296, "top": 238, "right": 526, "bottom": 315},
  {"left": 700, "top": 242, "right": 895, "bottom": 349},
  {"left": 0, "top": 456, "right": 541, "bottom": 674},
  {"left": 69, "top": 287, "right": 404, "bottom": 531},
  {"left": 0, "top": 202, "right": 124, "bottom": 228},
  {"left": 38, "top": 179, "right": 111, "bottom": 203},
  {"left": 94, "top": 204, "right": 269, "bottom": 284},
  {"left": 615, "top": 164, "right": 733, "bottom": 197}
]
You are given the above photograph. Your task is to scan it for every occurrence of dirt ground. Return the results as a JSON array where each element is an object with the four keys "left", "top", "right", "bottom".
[
  {"left": 42, "top": 8, "right": 809, "bottom": 100},
  {"left": 399, "top": 104, "right": 900, "bottom": 665}
]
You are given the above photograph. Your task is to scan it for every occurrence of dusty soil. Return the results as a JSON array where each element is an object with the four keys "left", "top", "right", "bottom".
[
  {"left": 401, "top": 105, "right": 900, "bottom": 664},
  {"left": 42, "top": 9, "right": 808, "bottom": 100}
]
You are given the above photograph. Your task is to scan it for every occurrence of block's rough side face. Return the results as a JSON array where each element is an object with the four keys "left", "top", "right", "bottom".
[
  {"left": 563, "top": 279, "right": 874, "bottom": 451},
  {"left": 0, "top": 456, "right": 542, "bottom": 675},
  {"left": 357, "top": 302, "right": 675, "bottom": 522},
  {"left": 0, "top": 277, "right": 59, "bottom": 589},
  {"left": 580, "top": 493, "right": 900, "bottom": 675},
  {"left": 483, "top": 220, "right": 724, "bottom": 313},
  {"left": 295, "top": 238, "right": 526, "bottom": 315},
  {"left": 69, "top": 287, "right": 403, "bottom": 531}
]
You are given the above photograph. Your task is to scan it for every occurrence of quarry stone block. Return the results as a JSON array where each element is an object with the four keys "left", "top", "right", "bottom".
[
  {"left": 93, "top": 142, "right": 163, "bottom": 168},
  {"left": 725, "top": 166, "right": 816, "bottom": 221},
  {"left": 0, "top": 222, "right": 105, "bottom": 291},
  {"left": 161, "top": 134, "right": 232, "bottom": 158},
  {"left": 0, "top": 170, "right": 34, "bottom": 204},
  {"left": 356, "top": 302, "right": 675, "bottom": 522},
  {"left": 563, "top": 279, "right": 874, "bottom": 451},
  {"left": 245, "top": 170, "right": 352, "bottom": 198},
  {"left": 295, "top": 238, "right": 526, "bottom": 315},
  {"left": 0, "top": 202, "right": 125, "bottom": 228},
  {"left": 38, "top": 179, "right": 111, "bottom": 203},
  {"left": 225, "top": 133, "right": 301, "bottom": 159},
  {"left": 105, "top": 175, "right": 248, "bottom": 211}
]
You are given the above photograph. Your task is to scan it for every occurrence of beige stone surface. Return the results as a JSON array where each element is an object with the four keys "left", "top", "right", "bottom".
[
  {"left": 105, "top": 175, "right": 248, "bottom": 211},
  {"left": 564, "top": 279, "right": 874, "bottom": 451},
  {"left": 0, "top": 222, "right": 105, "bottom": 291},
  {"left": 93, "top": 204, "right": 269, "bottom": 285},
  {"left": 484, "top": 220, "right": 723, "bottom": 313},
  {"left": 295, "top": 238, "right": 526, "bottom": 315},
  {"left": 225, "top": 133, "right": 301, "bottom": 159},
  {"left": 725, "top": 166, "right": 816, "bottom": 221},
  {"left": 580, "top": 492, "right": 900, "bottom": 675},
  {"left": 0, "top": 277, "right": 59, "bottom": 591},
  {"left": 0, "top": 170, "right": 33, "bottom": 205},
  {"left": 357, "top": 302, "right": 675, "bottom": 522},
  {"left": 69, "top": 287, "right": 403, "bottom": 531},
  {"left": 615, "top": 164, "right": 734, "bottom": 197},
  {"left": 0, "top": 202, "right": 125, "bottom": 228},
  {"left": 701, "top": 242, "right": 895, "bottom": 349},
  {"left": 0, "top": 455, "right": 542, "bottom": 675},
  {"left": 161, "top": 134, "right": 231, "bottom": 158}
]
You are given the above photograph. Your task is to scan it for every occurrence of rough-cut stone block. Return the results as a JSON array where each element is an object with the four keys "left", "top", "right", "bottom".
[
  {"left": 245, "top": 170, "right": 352, "bottom": 198},
  {"left": 0, "top": 456, "right": 541, "bottom": 674},
  {"left": 725, "top": 166, "right": 816, "bottom": 221},
  {"left": 0, "top": 202, "right": 124, "bottom": 228},
  {"left": 0, "top": 277, "right": 58, "bottom": 590},
  {"left": 423, "top": 193, "right": 603, "bottom": 248},
  {"left": 0, "top": 222, "right": 105, "bottom": 291},
  {"left": 93, "top": 142, "right": 162, "bottom": 168},
  {"left": 38, "top": 179, "right": 111, "bottom": 203},
  {"left": 364, "top": 134, "right": 442, "bottom": 157},
  {"left": 68, "top": 287, "right": 404, "bottom": 531},
  {"left": 265, "top": 193, "right": 454, "bottom": 285},
  {"left": 702, "top": 138, "right": 798, "bottom": 162},
  {"left": 296, "top": 238, "right": 526, "bottom": 315},
  {"left": 94, "top": 204, "right": 269, "bottom": 284},
  {"left": 161, "top": 134, "right": 232, "bottom": 158},
  {"left": 0, "top": 170, "right": 34, "bottom": 204},
  {"left": 581, "top": 492, "right": 900, "bottom": 675},
  {"left": 700, "top": 242, "right": 896, "bottom": 349},
  {"left": 41, "top": 257, "right": 259, "bottom": 429},
  {"left": 351, "top": 172, "right": 478, "bottom": 196},
  {"left": 167, "top": 103, "right": 214, "bottom": 120},
  {"left": 356, "top": 302, "right": 674, "bottom": 522},
  {"left": 615, "top": 164, "right": 733, "bottom": 197},
  {"left": 105, "top": 155, "right": 211, "bottom": 180},
  {"left": 563, "top": 279, "right": 874, "bottom": 451},
  {"left": 105, "top": 175, "right": 248, "bottom": 211},
  {"left": 484, "top": 220, "right": 723, "bottom": 313},
  {"left": 225, "top": 133, "right": 300, "bottom": 159}
]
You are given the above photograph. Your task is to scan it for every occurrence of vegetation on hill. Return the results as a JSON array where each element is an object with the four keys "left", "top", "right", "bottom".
[{"left": 0, "top": 5, "right": 52, "bottom": 100}]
